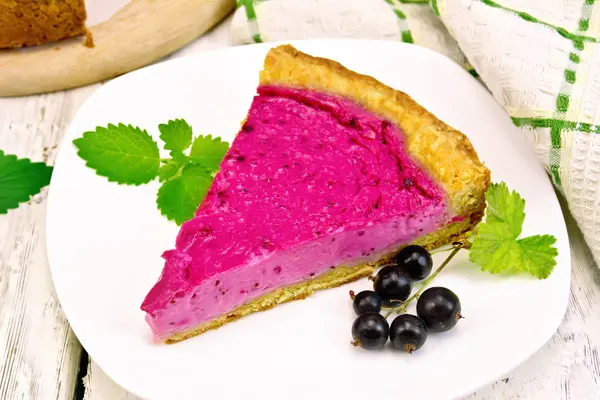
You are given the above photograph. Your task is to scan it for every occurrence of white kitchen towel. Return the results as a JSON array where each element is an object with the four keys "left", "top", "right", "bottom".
[{"left": 231, "top": 0, "right": 600, "bottom": 267}]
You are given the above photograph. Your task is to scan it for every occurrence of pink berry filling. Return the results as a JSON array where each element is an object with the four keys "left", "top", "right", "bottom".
[{"left": 141, "top": 86, "right": 451, "bottom": 340}]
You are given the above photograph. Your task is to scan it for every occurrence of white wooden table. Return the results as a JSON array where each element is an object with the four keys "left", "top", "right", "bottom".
[{"left": 2, "top": 16, "right": 600, "bottom": 400}]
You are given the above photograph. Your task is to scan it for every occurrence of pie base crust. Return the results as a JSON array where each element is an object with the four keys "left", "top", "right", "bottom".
[{"left": 166, "top": 263, "right": 375, "bottom": 343}]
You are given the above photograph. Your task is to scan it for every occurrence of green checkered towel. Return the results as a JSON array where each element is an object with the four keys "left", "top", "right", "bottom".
[{"left": 232, "top": 0, "right": 600, "bottom": 265}]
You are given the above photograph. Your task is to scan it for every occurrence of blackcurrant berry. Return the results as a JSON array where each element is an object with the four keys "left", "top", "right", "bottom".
[
  {"left": 395, "top": 245, "right": 432, "bottom": 281},
  {"left": 350, "top": 290, "right": 382, "bottom": 315},
  {"left": 416, "top": 287, "right": 462, "bottom": 332},
  {"left": 390, "top": 314, "right": 428, "bottom": 353},
  {"left": 372, "top": 265, "right": 413, "bottom": 303},
  {"left": 351, "top": 313, "right": 389, "bottom": 349}
]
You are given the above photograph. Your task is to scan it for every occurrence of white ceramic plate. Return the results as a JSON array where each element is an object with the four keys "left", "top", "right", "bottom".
[{"left": 46, "top": 40, "right": 571, "bottom": 400}]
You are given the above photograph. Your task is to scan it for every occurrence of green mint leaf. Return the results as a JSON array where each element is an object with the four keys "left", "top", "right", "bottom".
[
  {"left": 158, "top": 119, "right": 193, "bottom": 154},
  {"left": 73, "top": 123, "right": 160, "bottom": 185},
  {"left": 469, "top": 222, "right": 521, "bottom": 274},
  {"left": 469, "top": 181, "right": 559, "bottom": 279},
  {"left": 158, "top": 160, "right": 183, "bottom": 182},
  {"left": 0, "top": 151, "right": 53, "bottom": 213},
  {"left": 484, "top": 182, "right": 525, "bottom": 237},
  {"left": 189, "top": 135, "right": 229, "bottom": 172},
  {"left": 517, "top": 235, "right": 558, "bottom": 279},
  {"left": 156, "top": 163, "right": 212, "bottom": 225}
]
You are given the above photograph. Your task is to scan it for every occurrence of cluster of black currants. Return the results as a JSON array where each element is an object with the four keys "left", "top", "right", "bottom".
[{"left": 350, "top": 244, "right": 463, "bottom": 353}]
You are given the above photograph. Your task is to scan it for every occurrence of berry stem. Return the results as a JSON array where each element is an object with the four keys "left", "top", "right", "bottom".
[
  {"left": 383, "top": 241, "right": 467, "bottom": 314},
  {"left": 428, "top": 245, "right": 453, "bottom": 255}
]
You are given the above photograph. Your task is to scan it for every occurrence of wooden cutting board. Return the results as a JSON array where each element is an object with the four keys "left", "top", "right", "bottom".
[{"left": 0, "top": 0, "right": 236, "bottom": 97}]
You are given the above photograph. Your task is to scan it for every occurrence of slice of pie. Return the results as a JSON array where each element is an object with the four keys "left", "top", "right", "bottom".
[
  {"left": 0, "top": 0, "right": 88, "bottom": 49},
  {"left": 141, "top": 45, "right": 490, "bottom": 344}
]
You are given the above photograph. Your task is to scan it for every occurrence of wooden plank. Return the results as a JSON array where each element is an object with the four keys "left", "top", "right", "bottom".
[
  {"left": 0, "top": 0, "right": 235, "bottom": 97},
  {"left": 83, "top": 360, "right": 140, "bottom": 400},
  {"left": 0, "top": 86, "right": 97, "bottom": 400}
]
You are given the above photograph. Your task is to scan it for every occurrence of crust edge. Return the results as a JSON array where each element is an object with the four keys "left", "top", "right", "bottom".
[{"left": 259, "top": 44, "right": 491, "bottom": 221}]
